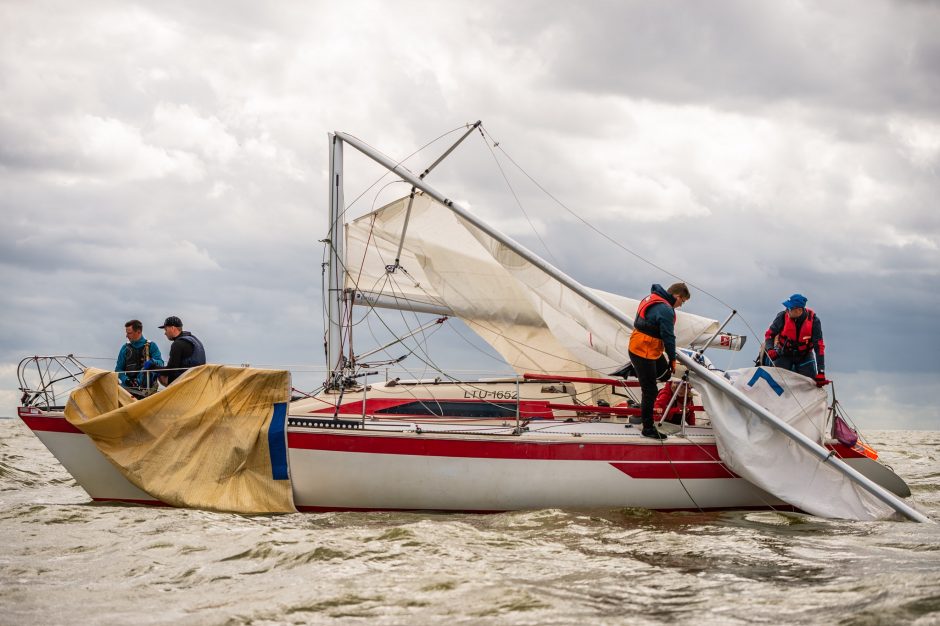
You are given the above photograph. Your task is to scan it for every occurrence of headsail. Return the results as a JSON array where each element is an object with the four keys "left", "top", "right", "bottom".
[
  {"left": 346, "top": 193, "right": 719, "bottom": 380},
  {"left": 695, "top": 367, "right": 895, "bottom": 520}
]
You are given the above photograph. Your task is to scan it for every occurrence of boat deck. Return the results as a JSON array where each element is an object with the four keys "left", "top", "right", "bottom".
[{"left": 286, "top": 412, "right": 718, "bottom": 443}]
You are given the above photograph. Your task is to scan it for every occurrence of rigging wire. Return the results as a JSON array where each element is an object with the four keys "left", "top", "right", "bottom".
[
  {"left": 337, "top": 226, "right": 537, "bottom": 414},
  {"left": 338, "top": 125, "right": 471, "bottom": 223},
  {"left": 346, "top": 199, "right": 595, "bottom": 379},
  {"left": 478, "top": 127, "right": 561, "bottom": 268},
  {"left": 476, "top": 125, "right": 770, "bottom": 356}
]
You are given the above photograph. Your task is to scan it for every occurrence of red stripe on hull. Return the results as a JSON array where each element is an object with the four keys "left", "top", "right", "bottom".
[
  {"left": 19, "top": 414, "right": 82, "bottom": 434},
  {"left": 287, "top": 431, "right": 723, "bottom": 462},
  {"left": 610, "top": 462, "right": 737, "bottom": 479}
]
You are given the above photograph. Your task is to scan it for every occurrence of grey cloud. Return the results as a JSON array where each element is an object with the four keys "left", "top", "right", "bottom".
[
  {"left": 1, "top": 1, "right": 938, "bottom": 427},
  {"left": 493, "top": 0, "right": 940, "bottom": 116}
]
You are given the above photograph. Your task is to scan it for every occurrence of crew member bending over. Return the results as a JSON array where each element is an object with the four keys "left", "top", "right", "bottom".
[{"left": 764, "top": 293, "right": 828, "bottom": 386}]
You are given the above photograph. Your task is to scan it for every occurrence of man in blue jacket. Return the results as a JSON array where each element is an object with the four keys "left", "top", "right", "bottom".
[
  {"left": 115, "top": 319, "right": 164, "bottom": 398},
  {"left": 628, "top": 282, "right": 690, "bottom": 440}
]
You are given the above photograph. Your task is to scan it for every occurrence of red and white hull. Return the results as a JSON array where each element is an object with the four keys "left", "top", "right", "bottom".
[
  {"left": 21, "top": 404, "right": 886, "bottom": 513},
  {"left": 285, "top": 428, "right": 781, "bottom": 512}
]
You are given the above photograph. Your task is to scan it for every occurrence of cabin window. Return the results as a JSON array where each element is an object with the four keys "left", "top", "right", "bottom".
[{"left": 375, "top": 401, "right": 519, "bottom": 418}]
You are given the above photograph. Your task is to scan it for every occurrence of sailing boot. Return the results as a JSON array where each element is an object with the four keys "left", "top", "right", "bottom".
[{"left": 641, "top": 422, "right": 667, "bottom": 440}]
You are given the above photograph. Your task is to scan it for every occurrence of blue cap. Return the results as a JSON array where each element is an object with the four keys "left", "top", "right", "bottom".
[{"left": 782, "top": 294, "right": 807, "bottom": 310}]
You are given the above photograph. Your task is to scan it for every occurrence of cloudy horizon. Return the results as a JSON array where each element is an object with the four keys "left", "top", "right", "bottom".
[{"left": 1, "top": 1, "right": 938, "bottom": 429}]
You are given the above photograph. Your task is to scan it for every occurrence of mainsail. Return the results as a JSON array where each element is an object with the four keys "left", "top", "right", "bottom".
[{"left": 345, "top": 193, "right": 719, "bottom": 382}]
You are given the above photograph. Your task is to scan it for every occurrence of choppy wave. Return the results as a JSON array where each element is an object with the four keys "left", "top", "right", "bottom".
[{"left": 2, "top": 421, "right": 939, "bottom": 625}]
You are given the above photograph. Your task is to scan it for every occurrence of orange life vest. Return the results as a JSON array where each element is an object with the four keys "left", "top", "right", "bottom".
[
  {"left": 778, "top": 308, "right": 816, "bottom": 355},
  {"left": 628, "top": 293, "right": 675, "bottom": 359}
]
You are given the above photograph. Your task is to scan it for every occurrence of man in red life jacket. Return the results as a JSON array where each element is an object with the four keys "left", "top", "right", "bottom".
[
  {"left": 764, "top": 293, "right": 828, "bottom": 386},
  {"left": 628, "top": 282, "right": 691, "bottom": 440}
]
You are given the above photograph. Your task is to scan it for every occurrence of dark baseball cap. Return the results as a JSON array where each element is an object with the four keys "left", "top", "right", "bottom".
[{"left": 159, "top": 316, "right": 183, "bottom": 329}]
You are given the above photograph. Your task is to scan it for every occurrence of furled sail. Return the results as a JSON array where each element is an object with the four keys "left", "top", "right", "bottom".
[{"left": 345, "top": 193, "right": 719, "bottom": 381}]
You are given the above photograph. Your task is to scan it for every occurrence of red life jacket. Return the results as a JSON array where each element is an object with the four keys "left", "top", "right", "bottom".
[
  {"left": 629, "top": 294, "right": 676, "bottom": 359},
  {"left": 637, "top": 293, "right": 675, "bottom": 323},
  {"left": 779, "top": 308, "right": 816, "bottom": 355},
  {"left": 653, "top": 381, "right": 696, "bottom": 426}
]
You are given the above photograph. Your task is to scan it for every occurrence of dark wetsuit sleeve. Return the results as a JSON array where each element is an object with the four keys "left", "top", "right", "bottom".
[
  {"left": 165, "top": 338, "right": 195, "bottom": 382},
  {"left": 658, "top": 311, "right": 677, "bottom": 363},
  {"left": 813, "top": 315, "right": 825, "bottom": 371},
  {"left": 764, "top": 311, "right": 785, "bottom": 351}
]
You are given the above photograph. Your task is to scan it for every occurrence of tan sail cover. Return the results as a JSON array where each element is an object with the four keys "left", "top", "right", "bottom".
[
  {"left": 346, "top": 193, "right": 718, "bottom": 388},
  {"left": 64, "top": 365, "right": 295, "bottom": 514}
]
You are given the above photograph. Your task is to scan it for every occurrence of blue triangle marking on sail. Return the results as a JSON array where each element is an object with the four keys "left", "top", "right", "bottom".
[{"left": 747, "top": 368, "right": 784, "bottom": 396}]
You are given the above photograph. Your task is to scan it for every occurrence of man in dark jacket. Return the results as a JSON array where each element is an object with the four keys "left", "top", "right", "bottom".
[
  {"left": 628, "top": 282, "right": 690, "bottom": 440},
  {"left": 157, "top": 316, "right": 207, "bottom": 386},
  {"left": 764, "top": 293, "right": 827, "bottom": 385}
]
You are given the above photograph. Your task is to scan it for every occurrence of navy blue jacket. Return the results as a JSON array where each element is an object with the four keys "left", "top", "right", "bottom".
[
  {"left": 163, "top": 331, "right": 207, "bottom": 384},
  {"left": 633, "top": 284, "right": 678, "bottom": 362}
]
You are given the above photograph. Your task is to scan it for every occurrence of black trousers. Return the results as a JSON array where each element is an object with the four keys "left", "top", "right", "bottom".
[{"left": 628, "top": 351, "right": 670, "bottom": 428}]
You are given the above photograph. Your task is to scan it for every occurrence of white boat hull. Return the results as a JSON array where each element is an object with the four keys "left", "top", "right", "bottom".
[
  {"left": 287, "top": 447, "right": 780, "bottom": 512},
  {"left": 21, "top": 407, "right": 802, "bottom": 512}
]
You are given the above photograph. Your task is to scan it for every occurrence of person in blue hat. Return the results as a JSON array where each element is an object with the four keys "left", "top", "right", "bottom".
[{"left": 763, "top": 294, "right": 828, "bottom": 385}]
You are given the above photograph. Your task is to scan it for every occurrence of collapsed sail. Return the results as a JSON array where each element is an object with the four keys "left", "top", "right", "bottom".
[
  {"left": 345, "top": 193, "right": 719, "bottom": 380},
  {"left": 694, "top": 367, "right": 894, "bottom": 520}
]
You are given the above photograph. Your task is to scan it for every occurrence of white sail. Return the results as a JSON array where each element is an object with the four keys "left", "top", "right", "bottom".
[
  {"left": 346, "top": 193, "right": 719, "bottom": 379},
  {"left": 695, "top": 367, "right": 895, "bottom": 520}
]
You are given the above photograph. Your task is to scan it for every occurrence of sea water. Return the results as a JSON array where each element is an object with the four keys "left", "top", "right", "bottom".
[{"left": 2, "top": 419, "right": 939, "bottom": 626}]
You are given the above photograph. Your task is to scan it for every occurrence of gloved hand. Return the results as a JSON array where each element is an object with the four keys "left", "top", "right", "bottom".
[
  {"left": 766, "top": 348, "right": 779, "bottom": 361},
  {"left": 142, "top": 359, "right": 155, "bottom": 370},
  {"left": 670, "top": 360, "right": 676, "bottom": 374},
  {"left": 814, "top": 372, "right": 829, "bottom": 387}
]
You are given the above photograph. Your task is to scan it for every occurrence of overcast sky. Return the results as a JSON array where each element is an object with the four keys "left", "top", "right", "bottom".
[{"left": 1, "top": 0, "right": 938, "bottom": 428}]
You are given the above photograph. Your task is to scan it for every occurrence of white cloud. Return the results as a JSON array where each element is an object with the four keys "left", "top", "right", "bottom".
[
  {"left": 150, "top": 103, "right": 239, "bottom": 164},
  {"left": 75, "top": 114, "right": 206, "bottom": 183},
  {"left": 888, "top": 115, "right": 940, "bottom": 169}
]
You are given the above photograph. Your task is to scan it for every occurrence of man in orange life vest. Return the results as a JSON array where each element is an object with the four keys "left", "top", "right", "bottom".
[
  {"left": 628, "top": 282, "right": 691, "bottom": 440},
  {"left": 764, "top": 293, "right": 828, "bottom": 386}
]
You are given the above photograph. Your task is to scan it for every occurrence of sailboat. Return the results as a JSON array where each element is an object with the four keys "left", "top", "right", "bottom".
[{"left": 16, "top": 124, "right": 929, "bottom": 522}]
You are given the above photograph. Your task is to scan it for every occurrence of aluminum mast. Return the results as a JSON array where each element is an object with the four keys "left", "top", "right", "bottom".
[{"left": 326, "top": 133, "right": 346, "bottom": 386}]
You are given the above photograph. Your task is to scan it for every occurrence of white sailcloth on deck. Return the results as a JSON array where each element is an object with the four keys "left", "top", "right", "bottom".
[
  {"left": 693, "top": 366, "right": 895, "bottom": 521},
  {"left": 345, "top": 193, "right": 719, "bottom": 381}
]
